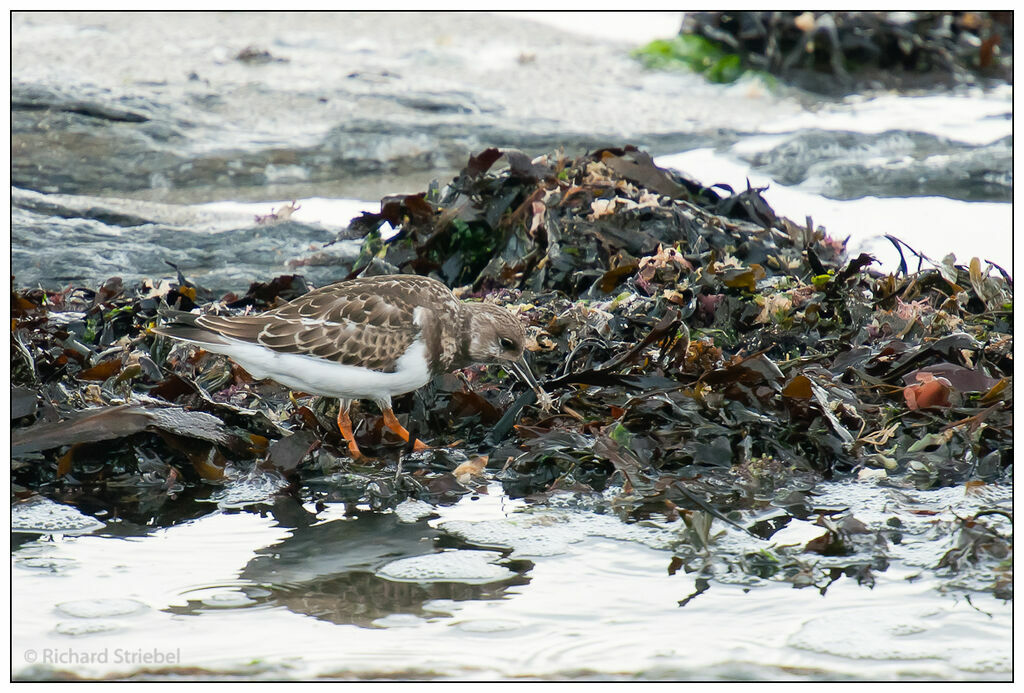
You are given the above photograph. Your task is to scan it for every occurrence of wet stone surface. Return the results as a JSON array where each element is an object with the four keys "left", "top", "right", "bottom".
[
  {"left": 12, "top": 13, "right": 1011, "bottom": 292},
  {"left": 11, "top": 12, "right": 726, "bottom": 199}
]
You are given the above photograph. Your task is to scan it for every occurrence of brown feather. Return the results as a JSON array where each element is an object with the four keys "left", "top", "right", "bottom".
[
  {"left": 155, "top": 275, "right": 541, "bottom": 414},
  {"left": 182, "top": 275, "right": 466, "bottom": 373}
]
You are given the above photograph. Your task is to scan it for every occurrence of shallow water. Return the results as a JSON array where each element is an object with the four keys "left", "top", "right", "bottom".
[
  {"left": 656, "top": 147, "right": 1012, "bottom": 275},
  {"left": 11, "top": 480, "right": 1011, "bottom": 681}
]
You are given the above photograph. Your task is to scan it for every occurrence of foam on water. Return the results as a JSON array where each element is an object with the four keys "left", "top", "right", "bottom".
[
  {"left": 55, "top": 598, "right": 149, "bottom": 619},
  {"left": 441, "top": 508, "right": 678, "bottom": 558},
  {"left": 377, "top": 550, "right": 515, "bottom": 585},
  {"left": 12, "top": 497, "right": 105, "bottom": 535}
]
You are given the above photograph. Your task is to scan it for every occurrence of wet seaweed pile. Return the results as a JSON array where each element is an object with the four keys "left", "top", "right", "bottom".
[
  {"left": 643, "top": 11, "right": 1013, "bottom": 94},
  {"left": 12, "top": 147, "right": 1012, "bottom": 594}
]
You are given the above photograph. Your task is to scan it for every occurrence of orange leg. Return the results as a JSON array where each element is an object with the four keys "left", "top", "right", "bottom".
[
  {"left": 380, "top": 408, "right": 430, "bottom": 452},
  {"left": 336, "top": 406, "right": 364, "bottom": 460}
]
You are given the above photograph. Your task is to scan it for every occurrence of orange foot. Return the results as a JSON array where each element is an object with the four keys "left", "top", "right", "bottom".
[
  {"left": 380, "top": 408, "right": 430, "bottom": 452},
  {"left": 336, "top": 407, "right": 365, "bottom": 460}
]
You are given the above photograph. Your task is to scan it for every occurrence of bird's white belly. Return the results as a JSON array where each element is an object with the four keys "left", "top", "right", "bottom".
[{"left": 208, "top": 337, "right": 432, "bottom": 402}]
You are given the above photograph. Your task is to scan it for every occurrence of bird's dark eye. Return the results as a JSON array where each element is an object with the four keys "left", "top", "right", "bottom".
[{"left": 499, "top": 337, "right": 516, "bottom": 351}]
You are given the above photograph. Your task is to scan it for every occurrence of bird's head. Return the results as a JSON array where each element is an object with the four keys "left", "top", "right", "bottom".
[
  {"left": 465, "top": 302, "right": 546, "bottom": 403},
  {"left": 466, "top": 302, "right": 527, "bottom": 365}
]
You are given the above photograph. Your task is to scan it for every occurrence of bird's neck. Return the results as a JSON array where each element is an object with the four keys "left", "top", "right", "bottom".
[
  {"left": 449, "top": 304, "right": 475, "bottom": 371},
  {"left": 423, "top": 300, "right": 475, "bottom": 376}
]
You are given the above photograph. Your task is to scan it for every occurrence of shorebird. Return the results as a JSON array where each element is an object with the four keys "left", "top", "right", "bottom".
[{"left": 153, "top": 274, "right": 544, "bottom": 459}]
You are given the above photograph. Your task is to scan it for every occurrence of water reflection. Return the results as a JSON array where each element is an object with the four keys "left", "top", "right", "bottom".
[
  {"left": 11, "top": 486, "right": 1011, "bottom": 679},
  {"left": 168, "top": 511, "right": 532, "bottom": 627}
]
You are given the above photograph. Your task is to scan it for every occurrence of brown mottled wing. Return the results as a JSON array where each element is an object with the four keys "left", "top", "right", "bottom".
[{"left": 194, "top": 277, "right": 448, "bottom": 372}]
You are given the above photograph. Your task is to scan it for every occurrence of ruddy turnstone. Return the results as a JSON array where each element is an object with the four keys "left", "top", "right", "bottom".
[{"left": 153, "top": 274, "right": 545, "bottom": 458}]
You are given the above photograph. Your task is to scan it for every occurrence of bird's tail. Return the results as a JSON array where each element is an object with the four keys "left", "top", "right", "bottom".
[{"left": 152, "top": 310, "right": 231, "bottom": 347}]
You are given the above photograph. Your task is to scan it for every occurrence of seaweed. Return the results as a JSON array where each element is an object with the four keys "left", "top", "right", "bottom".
[
  {"left": 10, "top": 145, "right": 1012, "bottom": 595},
  {"left": 647, "top": 11, "right": 1014, "bottom": 95}
]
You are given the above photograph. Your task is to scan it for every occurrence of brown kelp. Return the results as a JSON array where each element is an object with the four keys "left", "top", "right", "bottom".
[{"left": 12, "top": 147, "right": 1011, "bottom": 594}]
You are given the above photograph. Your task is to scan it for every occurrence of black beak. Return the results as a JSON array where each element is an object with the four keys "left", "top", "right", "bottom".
[{"left": 508, "top": 354, "right": 545, "bottom": 400}]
